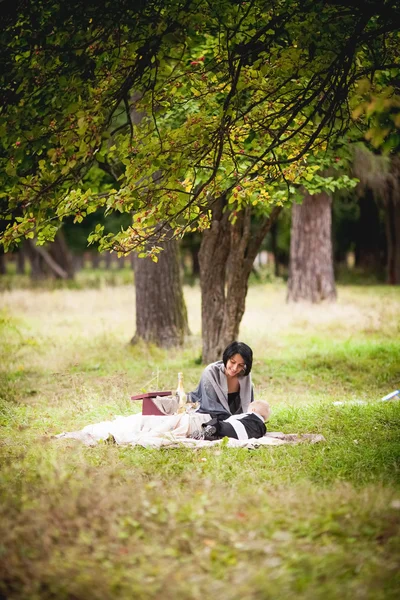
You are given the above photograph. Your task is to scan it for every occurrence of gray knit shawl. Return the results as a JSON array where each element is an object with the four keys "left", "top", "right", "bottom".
[{"left": 190, "top": 360, "right": 254, "bottom": 416}]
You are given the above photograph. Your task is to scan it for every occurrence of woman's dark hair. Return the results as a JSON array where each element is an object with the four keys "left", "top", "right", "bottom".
[{"left": 222, "top": 341, "right": 253, "bottom": 376}]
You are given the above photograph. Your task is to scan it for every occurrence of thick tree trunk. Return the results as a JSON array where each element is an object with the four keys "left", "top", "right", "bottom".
[
  {"left": 132, "top": 237, "right": 189, "bottom": 348},
  {"left": 199, "top": 198, "right": 282, "bottom": 364},
  {"left": 199, "top": 197, "right": 232, "bottom": 363},
  {"left": 287, "top": 191, "right": 336, "bottom": 302},
  {"left": 99, "top": 93, "right": 189, "bottom": 348}
]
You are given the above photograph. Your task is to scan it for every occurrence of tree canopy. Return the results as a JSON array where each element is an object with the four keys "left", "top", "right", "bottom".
[{"left": 1, "top": 0, "right": 399, "bottom": 254}]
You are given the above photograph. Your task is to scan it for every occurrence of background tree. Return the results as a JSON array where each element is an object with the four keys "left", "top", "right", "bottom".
[
  {"left": 199, "top": 197, "right": 282, "bottom": 363},
  {"left": 0, "top": 250, "right": 5, "bottom": 276},
  {"left": 386, "top": 157, "right": 400, "bottom": 284},
  {"left": 95, "top": 110, "right": 189, "bottom": 348},
  {"left": 331, "top": 191, "right": 361, "bottom": 269},
  {"left": 287, "top": 190, "right": 337, "bottom": 303},
  {"left": 351, "top": 62, "right": 400, "bottom": 282},
  {"left": 24, "top": 230, "right": 75, "bottom": 281},
  {"left": 286, "top": 156, "right": 358, "bottom": 303},
  {"left": 353, "top": 68, "right": 400, "bottom": 284},
  {"left": 353, "top": 147, "right": 400, "bottom": 284},
  {"left": 132, "top": 234, "right": 189, "bottom": 348}
]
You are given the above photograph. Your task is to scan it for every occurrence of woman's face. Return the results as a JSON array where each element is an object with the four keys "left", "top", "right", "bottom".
[{"left": 226, "top": 353, "right": 246, "bottom": 377}]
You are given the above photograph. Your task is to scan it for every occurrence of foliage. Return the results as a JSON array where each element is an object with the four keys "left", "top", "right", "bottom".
[
  {"left": 351, "top": 70, "right": 400, "bottom": 153},
  {"left": 0, "top": 0, "right": 399, "bottom": 255}
]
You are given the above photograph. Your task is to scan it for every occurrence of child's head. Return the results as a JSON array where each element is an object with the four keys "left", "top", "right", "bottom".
[{"left": 249, "top": 400, "right": 271, "bottom": 421}]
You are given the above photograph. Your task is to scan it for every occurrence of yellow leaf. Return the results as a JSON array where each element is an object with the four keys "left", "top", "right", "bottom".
[{"left": 352, "top": 104, "right": 365, "bottom": 119}]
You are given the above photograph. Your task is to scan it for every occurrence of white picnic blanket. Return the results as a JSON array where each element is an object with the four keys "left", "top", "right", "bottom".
[{"left": 55, "top": 413, "right": 325, "bottom": 448}]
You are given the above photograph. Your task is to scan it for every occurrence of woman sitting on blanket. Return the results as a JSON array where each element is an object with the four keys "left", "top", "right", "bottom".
[
  {"left": 190, "top": 341, "right": 255, "bottom": 419},
  {"left": 189, "top": 341, "right": 270, "bottom": 441}
]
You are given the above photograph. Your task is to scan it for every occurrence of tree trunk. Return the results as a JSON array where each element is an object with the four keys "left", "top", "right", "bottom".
[
  {"left": 355, "top": 187, "right": 382, "bottom": 272},
  {"left": 0, "top": 219, "right": 6, "bottom": 274},
  {"left": 48, "top": 230, "right": 75, "bottom": 279},
  {"left": 185, "top": 232, "right": 201, "bottom": 277},
  {"left": 190, "top": 244, "right": 200, "bottom": 277},
  {"left": 117, "top": 256, "right": 125, "bottom": 269},
  {"left": 287, "top": 191, "right": 336, "bottom": 302},
  {"left": 24, "top": 231, "right": 74, "bottom": 280},
  {"left": 199, "top": 197, "right": 232, "bottom": 363},
  {"left": 132, "top": 237, "right": 189, "bottom": 348},
  {"left": 199, "top": 197, "right": 282, "bottom": 363},
  {"left": 385, "top": 157, "right": 400, "bottom": 284},
  {"left": 16, "top": 249, "right": 26, "bottom": 274},
  {"left": 0, "top": 251, "right": 5, "bottom": 275},
  {"left": 91, "top": 252, "right": 101, "bottom": 268},
  {"left": 72, "top": 254, "right": 83, "bottom": 272},
  {"left": 270, "top": 221, "right": 280, "bottom": 277},
  {"left": 104, "top": 252, "right": 112, "bottom": 269},
  {"left": 103, "top": 92, "right": 190, "bottom": 348},
  {"left": 24, "top": 239, "right": 43, "bottom": 279}
]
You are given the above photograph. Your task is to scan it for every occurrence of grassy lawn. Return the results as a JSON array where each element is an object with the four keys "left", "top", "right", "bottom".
[{"left": 1, "top": 280, "right": 400, "bottom": 599}]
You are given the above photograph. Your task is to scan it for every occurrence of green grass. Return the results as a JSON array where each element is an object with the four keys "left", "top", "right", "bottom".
[
  {"left": 0, "top": 266, "right": 135, "bottom": 291},
  {"left": 1, "top": 282, "right": 400, "bottom": 599}
]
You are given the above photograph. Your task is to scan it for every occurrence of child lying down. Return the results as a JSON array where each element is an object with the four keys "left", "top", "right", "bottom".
[{"left": 190, "top": 400, "right": 271, "bottom": 441}]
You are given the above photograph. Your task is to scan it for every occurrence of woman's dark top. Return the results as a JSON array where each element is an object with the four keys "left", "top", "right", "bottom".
[{"left": 228, "top": 391, "right": 242, "bottom": 415}]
